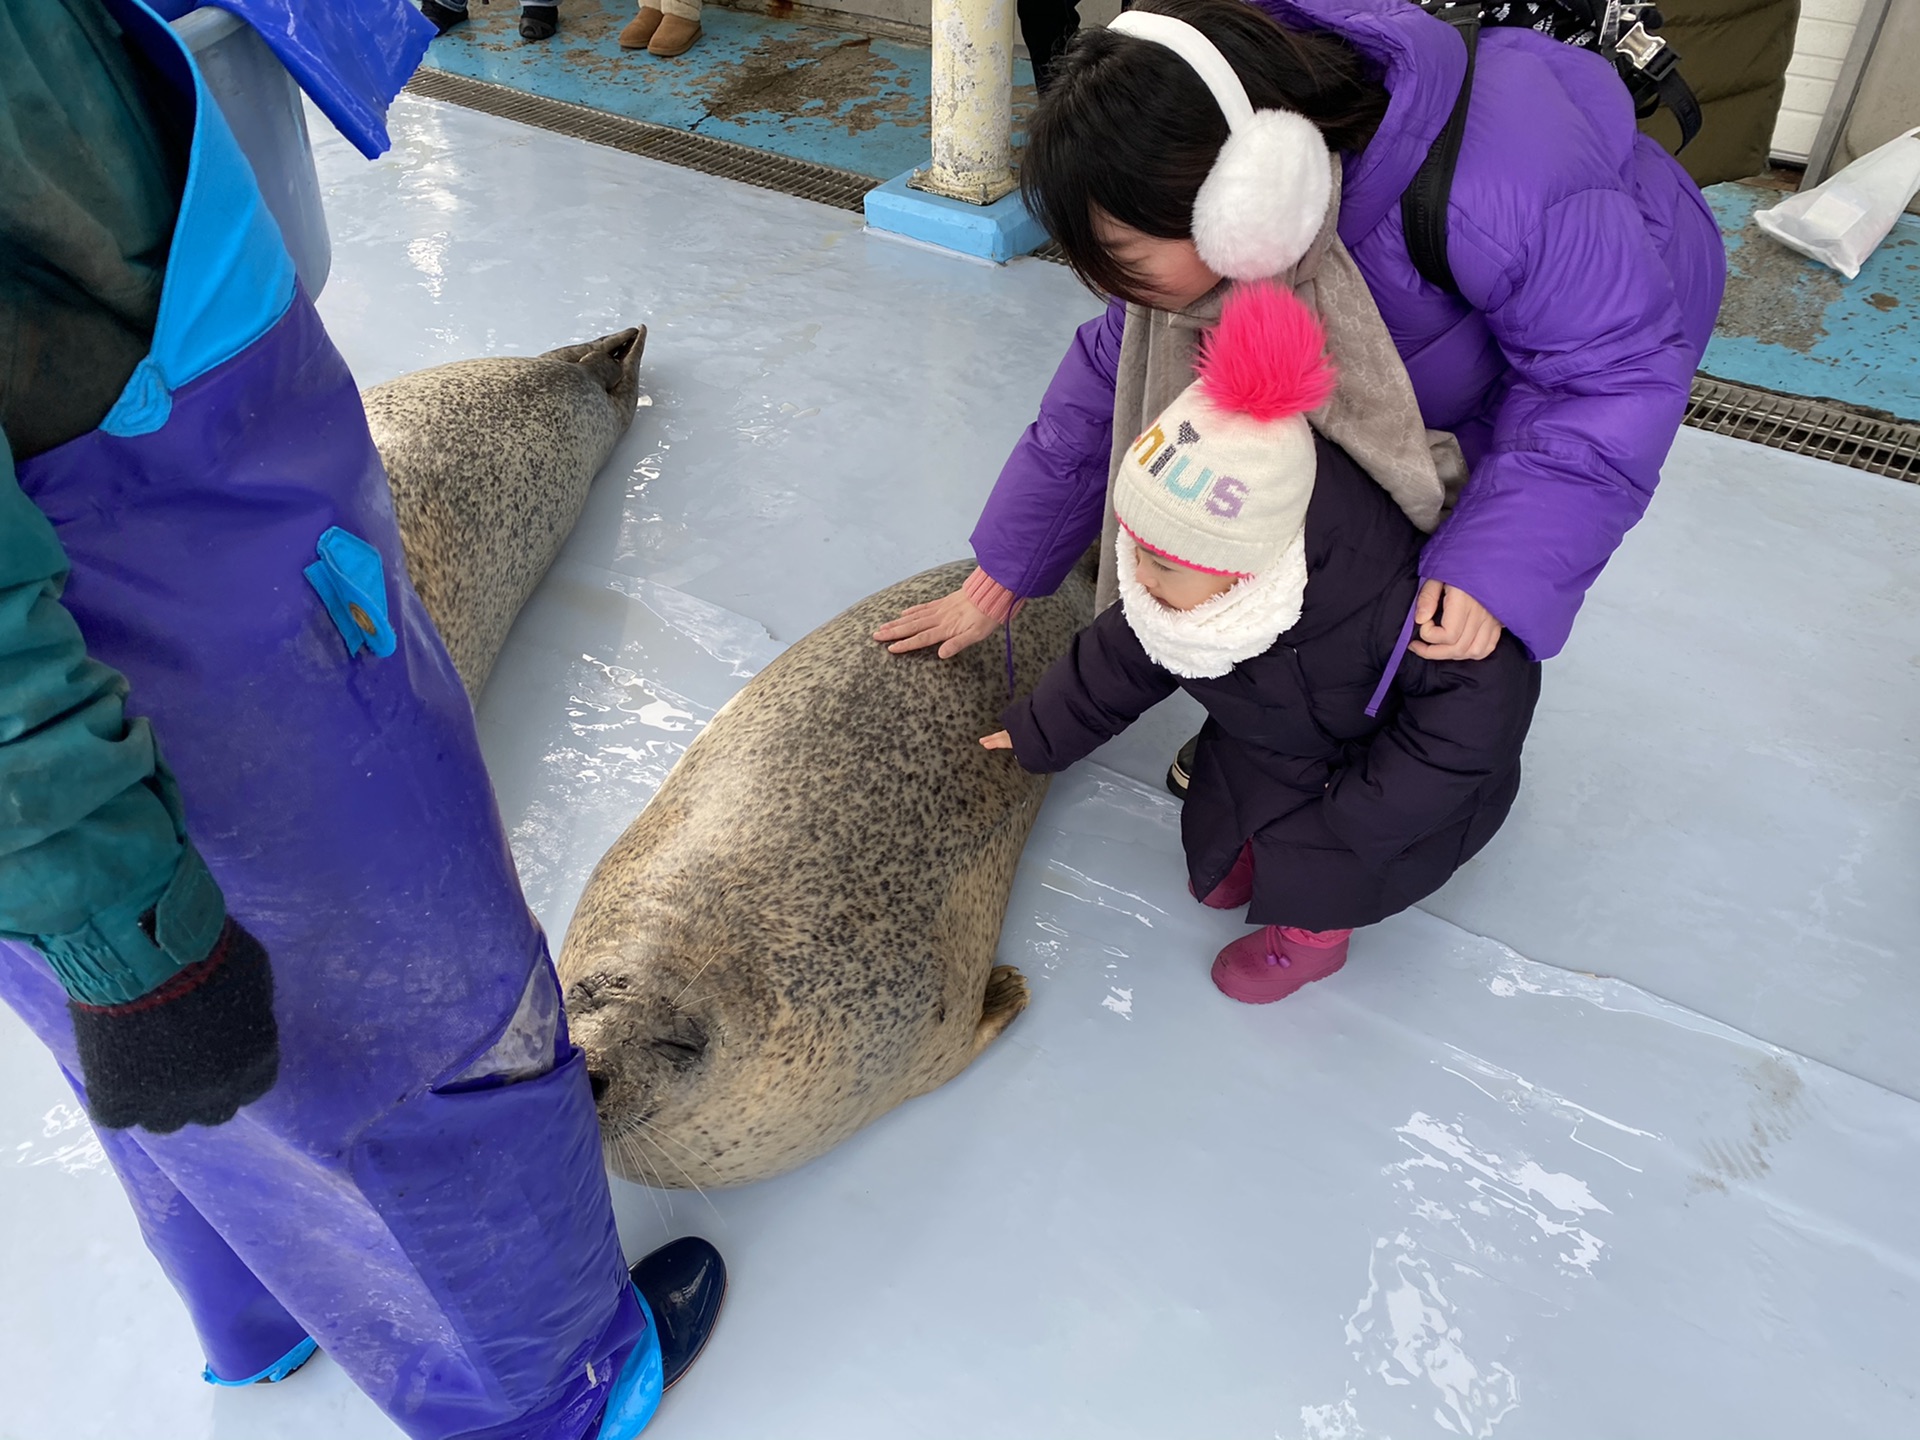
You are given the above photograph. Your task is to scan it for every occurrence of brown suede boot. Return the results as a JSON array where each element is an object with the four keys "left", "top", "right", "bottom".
[
  {"left": 619, "top": 7, "right": 663, "bottom": 48},
  {"left": 648, "top": 12, "right": 702, "bottom": 55}
]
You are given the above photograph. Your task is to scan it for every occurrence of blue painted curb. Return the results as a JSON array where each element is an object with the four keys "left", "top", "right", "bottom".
[{"left": 863, "top": 170, "right": 1050, "bottom": 264}]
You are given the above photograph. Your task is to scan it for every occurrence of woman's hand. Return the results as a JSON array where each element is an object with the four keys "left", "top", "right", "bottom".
[
  {"left": 980, "top": 731, "right": 1013, "bottom": 751},
  {"left": 872, "top": 589, "right": 1000, "bottom": 658},
  {"left": 1410, "top": 580, "right": 1504, "bottom": 662}
]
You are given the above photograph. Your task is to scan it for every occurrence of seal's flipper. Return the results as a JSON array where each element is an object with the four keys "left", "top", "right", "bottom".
[
  {"left": 543, "top": 327, "right": 648, "bottom": 414},
  {"left": 971, "top": 965, "right": 1029, "bottom": 1059},
  {"left": 540, "top": 327, "right": 646, "bottom": 367}
]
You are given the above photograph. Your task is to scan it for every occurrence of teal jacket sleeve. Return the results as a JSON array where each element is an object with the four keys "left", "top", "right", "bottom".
[{"left": 0, "top": 429, "right": 226, "bottom": 1006}]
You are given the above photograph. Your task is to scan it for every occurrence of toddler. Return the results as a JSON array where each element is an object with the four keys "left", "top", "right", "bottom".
[{"left": 984, "top": 285, "right": 1539, "bottom": 1002}]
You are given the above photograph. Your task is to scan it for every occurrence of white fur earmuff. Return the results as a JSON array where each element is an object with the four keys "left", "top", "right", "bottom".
[{"left": 1108, "top": 10, "right": 1333, "bottom": 281}]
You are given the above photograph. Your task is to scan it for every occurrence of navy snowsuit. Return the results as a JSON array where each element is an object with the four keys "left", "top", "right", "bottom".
[{"left": 1002, "top": 434, "right": 1541, "bottom": 931}]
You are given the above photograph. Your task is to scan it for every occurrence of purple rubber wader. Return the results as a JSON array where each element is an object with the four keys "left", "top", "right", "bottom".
[{"left": 0, "top": 289, "right": 643, "bottom": 1440}]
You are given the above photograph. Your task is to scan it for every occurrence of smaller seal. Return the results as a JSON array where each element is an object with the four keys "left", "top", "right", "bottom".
[{"left": 364, "top": 327, "right": 647, "bottom": 693}]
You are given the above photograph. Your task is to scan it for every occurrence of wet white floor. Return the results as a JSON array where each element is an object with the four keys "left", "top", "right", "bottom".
[{"left": 4, "top": 97, "right": 1918, "bottom": 1439}]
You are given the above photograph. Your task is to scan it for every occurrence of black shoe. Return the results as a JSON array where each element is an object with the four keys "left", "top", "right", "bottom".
[
  {"left": 1166, "top": 731, "right": 1198, "bottom": 800},
  {"left": 420, "top": 0, "right": 469, "bottom": 34},
  {"left": 519, "top": 3, "right": 558, "bottom": 38},
  {"left": 629, "top": 1236, "right": 726, "bottom": 1390}
]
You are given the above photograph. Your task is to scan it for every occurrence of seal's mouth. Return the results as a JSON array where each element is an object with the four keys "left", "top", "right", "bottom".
[{"left": 584, "top": 1068, "right": 661, "bottom": 1127}]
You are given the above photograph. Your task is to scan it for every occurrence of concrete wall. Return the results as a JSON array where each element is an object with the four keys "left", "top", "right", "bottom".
[
  {"left": 1775, "top": 0, "right": 1866, "bottom": 161},
  {"left": 1823, "top": 0, "right": 1920, "bottom": 169}
]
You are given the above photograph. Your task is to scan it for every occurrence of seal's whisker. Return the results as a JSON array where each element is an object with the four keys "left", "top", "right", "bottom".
[
  {"left": 637, "top": 1133, "right": 717, "bottom": 1195},
  {"left": 619, "top": 1124, "right": 686, "bottom": 1218},
  {"left": 633, "top": 1120, "right": 725, "bottom": 1224},
  {"left": 637, "top": 1142, "right": 680, "bottom": 1221},
  {"left": 670, "top": 950, "right": 723, "bottom": 1007},
  {"left": 640, "top": 1145, "right": 698, "bottom": 1220},
  {"left": 631, "top": 1114, "right": 724, "bottom": 1180},
  {"left": 616, "top": 1127, "right": 674, "bottom": 1228}
]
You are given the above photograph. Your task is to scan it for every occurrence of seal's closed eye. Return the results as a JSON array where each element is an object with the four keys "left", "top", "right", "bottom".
[{"left": 652, "top": 1025, "right": 707, "bottom": 1068}]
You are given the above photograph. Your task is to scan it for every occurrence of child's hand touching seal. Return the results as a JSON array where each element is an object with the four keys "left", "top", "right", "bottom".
[{"left": 980, "top": 731, "right": 1013, "bottom": 751}]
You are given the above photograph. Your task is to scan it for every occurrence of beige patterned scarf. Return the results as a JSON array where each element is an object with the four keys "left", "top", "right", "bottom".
[{"left": 1095, "top": 162, "right": 1468, "bottom": 611}]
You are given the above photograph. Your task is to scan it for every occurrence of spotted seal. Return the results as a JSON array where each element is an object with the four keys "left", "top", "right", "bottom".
[
  {"left": 364, "top": 327, "right": 647, "bottom": 693},
  {"left": 559, "top": 557, "right": 1095, "bottom": 1189}
]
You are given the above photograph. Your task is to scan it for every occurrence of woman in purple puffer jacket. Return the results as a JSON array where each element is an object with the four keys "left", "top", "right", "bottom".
[{"left": 876, "top": 0, "right": 1726, "bottom": 691}]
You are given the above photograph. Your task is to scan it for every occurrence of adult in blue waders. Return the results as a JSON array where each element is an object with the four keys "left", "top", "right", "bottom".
[{"left": 0, "top": 2, "right": 723, "bottom": 1434}]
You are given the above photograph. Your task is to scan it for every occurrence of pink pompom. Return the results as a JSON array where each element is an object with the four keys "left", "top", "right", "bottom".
[{"left": 1194, "top": 281, "right": 1338, "bottom": 422}]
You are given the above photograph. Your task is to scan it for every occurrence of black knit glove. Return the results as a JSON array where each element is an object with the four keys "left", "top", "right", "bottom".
[{"left": 69, "top": 917, "right": 279, "bottom": 1133}]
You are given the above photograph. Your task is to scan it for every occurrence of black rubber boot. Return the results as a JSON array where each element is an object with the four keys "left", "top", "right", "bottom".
[
  {"left": 420, "top": 0, "right": 470, "bottom": 34},
  {"left": 519, "top": 3, "right": 559, "bottom": 38},
  {"left": 629, "top": 1236, "right": 726, "bottom": 1390},
  {"left": 1166, "top": 731, "right": 1198, "bottom": 801}
]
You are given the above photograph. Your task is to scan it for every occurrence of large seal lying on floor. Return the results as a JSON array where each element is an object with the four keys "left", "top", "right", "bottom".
[
  {"left": 364, "top": 327, "right": 647, "bottom": 693},
  {"left": 559, "top": 558, "right": 1095, "bottom": 1189}
]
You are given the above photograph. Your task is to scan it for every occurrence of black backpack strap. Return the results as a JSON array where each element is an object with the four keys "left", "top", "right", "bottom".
[
  {"left": 1614, "top": 19, "right": 1702, "bottom": 150},
  {"left": 1400, "top": 15, "right": 1480, "bottom": 296},
  {"left": 1653, "top": 63, "right": 1702, "bottom": 149}
]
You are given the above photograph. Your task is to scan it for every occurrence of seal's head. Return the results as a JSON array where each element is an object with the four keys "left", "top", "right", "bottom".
[{"left": 562, "top": 895, "right": 796, "bottom": 1191}]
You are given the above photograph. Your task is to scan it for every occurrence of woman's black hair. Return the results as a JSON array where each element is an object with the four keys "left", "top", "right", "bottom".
[{"left": 1020, "top": 0, "right": 1390, "bottom": 302}]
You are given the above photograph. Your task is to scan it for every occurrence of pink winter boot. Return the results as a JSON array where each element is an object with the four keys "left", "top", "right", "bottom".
[
  {"left": 1189, "top": 843, "right": 1254, "bottom": 910},
  {"left": 1210, "top": 925, "right": 1352, "bottom": 1005}
]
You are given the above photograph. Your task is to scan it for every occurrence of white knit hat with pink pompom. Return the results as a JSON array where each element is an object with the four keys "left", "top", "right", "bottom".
[{"left": 1113, "top": 281, "right": 1337, "bottom": 581}]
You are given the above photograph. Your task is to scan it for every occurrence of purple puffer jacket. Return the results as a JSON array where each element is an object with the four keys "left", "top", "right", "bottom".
[{"left": 972, "top": 0, "right": 1727, "bottom": 659}]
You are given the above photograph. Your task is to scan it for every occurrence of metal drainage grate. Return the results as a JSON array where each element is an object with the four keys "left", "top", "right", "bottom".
[
  {"left": 1685, "top": 375, "right": 1920, "bottom": 483},
  {"left": 404, "top": 68, "right": 878, "bottom": 212},
  {"left": 404, "top": 73, "right": 1920, "bottom": 485}
]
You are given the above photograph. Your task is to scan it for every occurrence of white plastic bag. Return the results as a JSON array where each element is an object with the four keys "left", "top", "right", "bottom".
[{"left": 1754, "top": 127, "right": 1920, "bottom": 280}]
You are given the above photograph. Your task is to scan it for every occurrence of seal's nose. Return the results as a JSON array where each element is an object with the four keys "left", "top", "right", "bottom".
[{"left": 588, "top": 1069, "right": 611, "bottom": 1105}]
